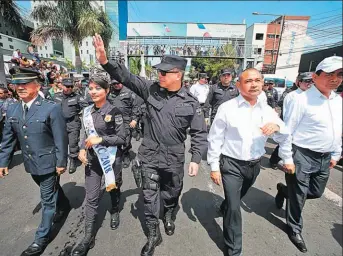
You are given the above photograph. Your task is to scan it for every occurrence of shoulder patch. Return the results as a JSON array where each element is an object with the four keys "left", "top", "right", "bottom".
[
  {"left": 114, "top": 114, "right": 123, "bottom": 125},
  {"left": 196, "top": 106, "right": 202, "bottom": 115}
]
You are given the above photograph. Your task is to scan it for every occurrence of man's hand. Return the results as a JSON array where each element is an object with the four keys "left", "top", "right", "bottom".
[
  {"left": 93, "top": 33, "right": 108, "bottom": 65},
  {"left": 204, "top": 118, "right": 210, "bottom": 126},
  {"left": 0, "top": 167, "right": 9, "bottom": 178},
  {"left": 78, "top": 149, "right": 88, "bottom": 166},
  {"left": 329, "top": 159, "right": 337, "bottom": 169},
  {"left": 210, "top": 171, "right": 222, "bottom": 186},
  {"left": 188, "top": 162, "right": 199, "bottom": 177},
  {"left": 130, "top": 120, "right": 137, "bottom": 128},
  {"left": 283, "top": 164, "right": 295, "bottom": 174},
  {"left": 56, "top": 167, "right": 66, "bottom": 176},
  {"left": 85, "top": 135, "right": 103, "bottom": 149},
  {"left": 261, "top": 123, "right": 280, "bottom": 136}
]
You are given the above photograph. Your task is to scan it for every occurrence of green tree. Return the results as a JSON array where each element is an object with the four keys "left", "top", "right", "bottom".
[
  {"left": 191, "top": 44, "right": 237, "bottom": 79},
  {"left": 129, "top": 57, "right": 154, "bottom": 78},
  {"left": 0, "top": 0, "right": 25, "bottom": 85},
  {"left": 30, "top": 0, "right": 113, "bottom": 74}
]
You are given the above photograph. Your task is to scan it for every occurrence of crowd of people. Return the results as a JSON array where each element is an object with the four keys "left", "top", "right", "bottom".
[{"left": 0, "top": 32, "right": 342, "bottom": 256}]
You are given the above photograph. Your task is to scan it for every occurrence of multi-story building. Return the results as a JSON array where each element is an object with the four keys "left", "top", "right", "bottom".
[{"left": 245, "top": 23, "right": 267, "bottom": 70}]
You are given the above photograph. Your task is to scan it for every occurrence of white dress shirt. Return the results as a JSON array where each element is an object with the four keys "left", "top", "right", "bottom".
[
  {"left": 208, "top": 94, "right": 293, "bottom": 171},
  {"left": 190, "top": 82, "right": 209, "bottom": 104},
  {"left": 22, "top": 96, "right": 39, "bottom": 110},
  {"left": 284, "top": 85, "right": 342, "bottom": 161},
  {"left": 282, "top": 88, "right": 303, "bottom": 120}
]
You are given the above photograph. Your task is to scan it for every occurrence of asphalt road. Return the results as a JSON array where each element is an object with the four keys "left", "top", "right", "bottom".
[{"left": 0, "top": 138, "right": 342, "bottom": 256}]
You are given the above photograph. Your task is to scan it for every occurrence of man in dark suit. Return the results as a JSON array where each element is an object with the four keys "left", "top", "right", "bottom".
[{"left": 0, "top": 68, "right": 70, "bottom": 256}]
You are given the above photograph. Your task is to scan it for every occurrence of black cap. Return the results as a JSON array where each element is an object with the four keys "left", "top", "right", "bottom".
[
  {"left": 62, "top": 78, "right": 74, "bottom": 86},
  {"left": 153, "top": 55, "right": 187, "bottom": 71},
  {"left": 10, "top": 67, "right": 42, "bottom": 85},
  {"left": 199, "top": 73, "right": 209, "bottom": 79},
  {"left": 264, "top": 78, "right": 275, "bottom": 84},
  {"left": 110, "top": 79, "right": 120, "bottom": 85},
  {"left": 298, "top": 72, "right": 312, "bottom": 80},
  {"left": 220, "top": 68, "right": 234, "bottom": 76}
]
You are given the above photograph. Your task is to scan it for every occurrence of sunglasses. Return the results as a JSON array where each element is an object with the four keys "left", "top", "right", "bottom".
[
  {"left": 158, "top": 70, "right": 179, "bottom": 76},
  {"left": 65, "top": 85, "right": 73, "bottom": 88},
  {"left": 300, "top": 79, "right": 312, "bottom": 83}
]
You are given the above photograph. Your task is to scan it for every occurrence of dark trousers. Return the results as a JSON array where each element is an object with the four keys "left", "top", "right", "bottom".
[
  {"left": 282, "top": 145, "right": 330, "bottom": 234},
  {"left": 67, "top": 129, "right": 80, "bottom": 158},
  {"left": 84, "top": 155, "right": 123, "bottom": 226},
  {"left": 123, "top": 123, "right": 132, "bottom": 156},
  {"left": 270, "top": 145, "right": 281, "bottom": 165},
  {"left": 220, "top": 155, "right": 261, "bottom": 256},
  {"left": 31, "top": 173, "right": 68, "bottom": 245},
  {"left": 142, "top": 162, "right": 184, "bottom": 224}
]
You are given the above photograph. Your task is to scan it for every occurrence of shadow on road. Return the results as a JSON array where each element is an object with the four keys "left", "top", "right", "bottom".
[
  {"left": 130, "top": 189, "right": 147, "bottom": 235},
  {"left": 331, "top": 223, "right": 342, "bottom": 247},
  {"left": 241, "top": 186, "right": 287, "bottom": 233},
  {"left": 181, "top": 188, "right": 225, "bottom": 253},
  {"left": 8, "top": 152, "right": 23, "bottom": 169},
  {"left": 62, "top": 182, "right": 86, "bottom": 210}
]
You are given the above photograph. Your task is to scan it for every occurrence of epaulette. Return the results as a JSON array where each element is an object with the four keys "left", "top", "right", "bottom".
[{"left": 185, "top": 90, "right": 198, "bottom": 101}]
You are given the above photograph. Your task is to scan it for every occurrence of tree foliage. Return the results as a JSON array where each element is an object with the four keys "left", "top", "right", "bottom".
[{"left": 129, "top": 57, "right": 154, "bottom": 79}]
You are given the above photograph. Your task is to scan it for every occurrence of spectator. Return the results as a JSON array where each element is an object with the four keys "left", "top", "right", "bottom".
[{"left": 11, "top": 49, "right": 22, "bottom": 65}]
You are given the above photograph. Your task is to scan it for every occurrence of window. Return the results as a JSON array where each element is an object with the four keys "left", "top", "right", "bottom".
[
  {"left": 265, "top": 50, "right": 272, "bottom": 55},
  {"left": 80, "top": 42, "right": 82, "bottom": 46},
  {"left": 86, "top": 41, "right": 88, "bottom": 46},
  {"left": 0, "top": 43, "right": 3, "bottom": 47},
  {"left": 81, "top": 50, "right": 83, "bottom": 54},
  {"left": 254, "top": 48, "right": 262, "bottom": 55},
  {"left": 255, "top": 33, "right": 264, "bottom": 40},
  {"left": 9, "top": 45, "right": 14, "bottom": 49},
  {"left": 11, "top": 31, "right": 14, "bottom": 36},
  {"left": 86, "top": 50, "right": 89, "bottom": 54},
  {"left": 40, "top": 46, "right": 42, "bottom": 50},
  {"left": 41, "top": 54, "right": 43, "bottom": 57},
  {"left": 8, "top": 38, "right": 12, "bottom": 42},
  {"left": 46, "top": 54, "right": 48, "bottom": 57},
  {"left": 267, "top": 34, "right": 280, "bottom": 39},
  {"left": 0, "top": 35, "right": 2, "bottom": 39},
  {"left": 6, "top": 31, "right": 8, "bottom": 35},
  {"left": 45, "top": 46, "right": 47, "bottom": 50}
]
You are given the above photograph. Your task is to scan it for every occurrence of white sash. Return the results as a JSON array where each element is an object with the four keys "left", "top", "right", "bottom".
[{"left": 83, "top": 105, "right": 117, "bottom": 191}]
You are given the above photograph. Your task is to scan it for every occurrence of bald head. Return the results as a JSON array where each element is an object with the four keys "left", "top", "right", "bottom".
[
  {"left": 238, "top": 68, "right": 262, "bottom": 82},
  {"left": 236, "top": 68, "right": 263, "bottom": 103}
]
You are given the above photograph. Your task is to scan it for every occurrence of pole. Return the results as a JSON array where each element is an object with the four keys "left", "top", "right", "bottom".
[
  {"left": 274, "top": 15, "right": 285, "bottom": 74},
  {"left": 271, "top": 23, "right": 277, "bottom": 73}
]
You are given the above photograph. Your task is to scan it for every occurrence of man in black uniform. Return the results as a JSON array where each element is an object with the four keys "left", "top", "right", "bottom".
[
  {"left": 263, "top": 79, "right": 276, "bottom": 109},
  {"left": 52, "top": 78, "right": 88, "bottom": 173},
  {"left": 267, "top": 78, "right": 279, "bottom": 103},
  {"left": 108, "top": 79, "right": 140, "bottom": 168},
  {"left": 203, "top": 68, "right": 239, "bottom": 126},
  {"left": 93, "top": 34, "right": 207, "bottom": 256}
]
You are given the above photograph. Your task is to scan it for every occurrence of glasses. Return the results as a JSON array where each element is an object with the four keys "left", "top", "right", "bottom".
[
  {"left": 158, "top": 70, "right": 179, "bottom": 76},
  {"left": 65, "top": 85, "right": 73, "bottom": 88},
  {"left": 300, "top": 79, "right": 312, "bottom": 83}
]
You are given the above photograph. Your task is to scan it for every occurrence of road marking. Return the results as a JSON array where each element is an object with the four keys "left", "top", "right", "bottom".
[{"left": 323, "top": 188, "right": 342, "bottom": 207}]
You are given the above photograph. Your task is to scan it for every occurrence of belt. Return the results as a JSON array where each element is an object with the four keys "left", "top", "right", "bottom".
[
  {"left": 293, "top": 144, "right": 330, "bottom": 158},
  {"left": 221, "top": 154, "right": 260, "bottom": 167},
  {"left": 143, "top": 138, "right": 185, "bottom": 152}
]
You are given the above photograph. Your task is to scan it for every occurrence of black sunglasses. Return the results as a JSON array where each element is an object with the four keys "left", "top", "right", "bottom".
[
  {"left": 158, "top": 70, "right": 179, "bottom": 76},
  {"left": 65, "top": 85, "right": 74, "bottom": 88},
  {"left": 300, "top": 79, "right": 312, "bottom": 83}
]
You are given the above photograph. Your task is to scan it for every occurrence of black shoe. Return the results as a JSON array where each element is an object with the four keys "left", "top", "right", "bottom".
[
  {"left": 163, "top": 208, "right": 175, "bottom": 236},
  {"left": 275, "top": 183, "right": 286, "bottom": 209},
  {"left": 123, "top": 155, "right": 131, "bottom": 168},
  {"left": 53, "top": 201, "right": 71, "bottom": 223},
  {"left": 141, "top": 223, "right": 163, "bottom": 256},
  {"left": 21, "top": 242, "right": 45, "bottom": 256},
  {"left": 288, "top": 232, "right": 307, "bottom": 253},
  {"left": 110, "top": 212, "right": 120, "bottom": 230},
  {"left": 71, "top": 224, "right": 95, "bottom": 256},
  {"left": 69, "top": 158, "right": 78, "bottom": 174}
]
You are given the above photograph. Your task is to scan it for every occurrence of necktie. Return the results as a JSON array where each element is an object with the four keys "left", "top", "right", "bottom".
[{"left": 23, "top": 104, "right": 28, "bottom": 120}]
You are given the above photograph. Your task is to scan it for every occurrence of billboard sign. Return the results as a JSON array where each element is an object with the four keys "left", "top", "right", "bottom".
[
  {"left": 127, "top": 23, "right": 187, "bottom": 37},
  {"left": 187, "top": 24, "right": 246, "bottom": 38},
  {"left": 127, "top": 23, "right": 246, "bottom": 38}
]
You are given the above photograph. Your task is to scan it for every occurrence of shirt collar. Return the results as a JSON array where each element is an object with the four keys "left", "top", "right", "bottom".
[
  {"left": 310, "top": 85, "right": 337, "bottom": 100},
  {"left": 92, "top": 100, "right": 111, "bottom": 115},
  {"left": 237, "top": 94, "right": 262, "bottom": 107},
  {"left": 22, "top": 95, "right": 39, "bottom": 110}
]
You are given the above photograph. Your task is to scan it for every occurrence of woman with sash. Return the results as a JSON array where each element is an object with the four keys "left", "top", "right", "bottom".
[{"left": 72, "top": 76, "right": 126, "bottom": 256}]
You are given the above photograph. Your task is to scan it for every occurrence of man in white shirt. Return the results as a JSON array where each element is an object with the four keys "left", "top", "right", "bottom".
[
  {"left": 190, "top": 73, "right": 210, "bottom": 106},
  {"left": 269, "top": 72, "right": 313, "bottom": 168},
  {"left": 207, "top": 68, "right": 295, "bottom": 256},
  {"left": 274, "top": 56, "right": 343, "bottom": 253}
]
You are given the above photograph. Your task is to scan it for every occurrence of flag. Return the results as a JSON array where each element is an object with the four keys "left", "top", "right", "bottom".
[{"left": 163, "top": 24, "right": 171, "bottom": 33}]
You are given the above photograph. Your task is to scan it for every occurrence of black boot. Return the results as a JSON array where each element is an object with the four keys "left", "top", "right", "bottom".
[
  {"left": 69, "top": 158, "right": 78, "bottom": 174},
  {"left": 71, "top": 223, "right": 95, "bottom": 256},
  {"left": 141, "top": 223, "right": 163, "bottom": 256},
  {"left": 110, "top": 189, "right": 121, "bottom": 230},
  {"left": 123, "top": 154, "right": 131, "bottom": 168},
  {"left": 163, "top": 208, "right": 175, "bottom": 236}
]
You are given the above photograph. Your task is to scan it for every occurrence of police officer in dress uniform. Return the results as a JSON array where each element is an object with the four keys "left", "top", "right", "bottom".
[
  {"left": 203, "top": 68, "right": 239, "bottom": 126},
  {"left": 108, "top": 79, "right": 140, "bottom": 168},
  {"left": 52, "top": 78, "right": 88, "bottom": 173},
  {"left": 93, "top": 34, "right": 207, "bottom": 256},
  {"left": 0, "top": 68, "right": 70, "bottom": 256},
  {"left": 71, "top": 76, "right": 126, "bottom": 256}
]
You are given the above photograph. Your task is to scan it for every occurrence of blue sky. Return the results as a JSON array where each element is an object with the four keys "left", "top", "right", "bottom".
[{"left": 17, "top": 0, "right": 342, "bottom": 47}]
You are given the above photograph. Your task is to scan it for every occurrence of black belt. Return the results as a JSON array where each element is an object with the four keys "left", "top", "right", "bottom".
[
  {"left": 293, "top": 144, "right": 330, "bottom": 158},
  {"left": 221, "top": 154, "right": 261, "bottom": 167}
]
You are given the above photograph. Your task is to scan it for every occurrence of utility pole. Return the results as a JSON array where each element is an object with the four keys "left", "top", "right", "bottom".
[{"left": 274, "top": 15, "right": 285, "bottom": 74}]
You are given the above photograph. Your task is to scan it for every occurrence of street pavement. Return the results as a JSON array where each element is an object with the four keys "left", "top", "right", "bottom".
[{"left": 0, "top": 137, "right": 342, "bottom": 256}]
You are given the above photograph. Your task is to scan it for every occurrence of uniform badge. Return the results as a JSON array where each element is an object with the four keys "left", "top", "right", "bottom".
[
  {"left": 114, "top": 114, "right": 123, "bottom": 125},
  {"left": 104, "top": 115, "right": 112, "bottom": 122},
  {"left": 196, "top": 107, "right": 202, "bottom": 115}
]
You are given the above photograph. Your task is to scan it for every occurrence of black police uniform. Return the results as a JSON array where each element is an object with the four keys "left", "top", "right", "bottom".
[
  {"left": 204, "top": 81, "right": 239, "bottom": 124},
  {"left": 0, "top": 68, "right": 70, "bottom": 256},
  {"left": 132, "top": 95, "right": 145, "bottom": 140},
  {"left": 108, "top": 82, "right": 139, "bottom": 167},
  {"left": 52, "top": 78, "right": 89, "bottom": 173},
  {"left": 72, "top": 101, "right": 126, "bottom": 256},
  {"left": 265, "top": 89, "right": 276, "bottom": 108},
  {"left": 101, "top": 55, "right": 207, "bottom": 256}
]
